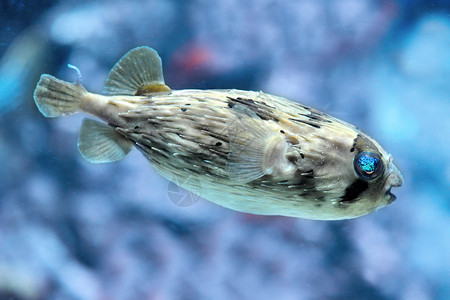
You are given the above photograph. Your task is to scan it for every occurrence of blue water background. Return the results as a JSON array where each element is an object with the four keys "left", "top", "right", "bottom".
[{"left": 0, "top": 0, "right": 449, "bottom": 299}]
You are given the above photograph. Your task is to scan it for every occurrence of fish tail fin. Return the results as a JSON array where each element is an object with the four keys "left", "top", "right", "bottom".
[{"left": 33, "top": 74, "right": 87, "bottom": 117}]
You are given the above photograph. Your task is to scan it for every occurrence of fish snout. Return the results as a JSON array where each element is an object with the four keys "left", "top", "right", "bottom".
[
  {"left": 383, "top": 157, "right": 404, "bottom": 203},
  {"left": 387, "top": 161, "right": 404, "bottom": 187}
]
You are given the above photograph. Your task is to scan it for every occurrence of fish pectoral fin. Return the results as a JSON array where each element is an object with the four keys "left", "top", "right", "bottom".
[
  {"left": 226, "top": 104, "right": 286, "bottom": 183},
  {"left": 77, "top": 118, "right": 133, "bottom": 163},
  {"left": 103, "top": 46, "right": 171, "bottom": 96}
]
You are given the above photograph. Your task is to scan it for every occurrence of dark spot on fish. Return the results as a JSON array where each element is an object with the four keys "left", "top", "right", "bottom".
[
  {"left": 146, "top": 119, "right": 162, "bottom": 129},
  {"left": 185, "top": 103, "right": 191, "bottom": 106},
  {"left": 207, "top": 131, "right": 228, "bottom": 143},
  {"left": 300, "top": 153, "right": 305, "bottom": 159},
  {"left": 315, "top": 203, "right": 322, "bottom": 207},
  {"left": 181, "top": 108, "right": 187, "bottom": 112},
  {"left": 194, "top": 124, "right": 211, "bottom": 133},
  {"left": 134, "top": 126, "right": 140, "bottom": 129},
  {"left": 340, "top": 179, "right": 369, "bottom": 203},
  {"left": 237, "top": 97, "right": 254, "bottom": 103},
  {"left": 259, "top": 101, "right": 276, "bottom": 109},
  {"left": 302, "top": 169, "right": 314, "bottom": 178},
  {"left": 280, "top": 130, "right": 285, "bottom": 134},
  {"left": 286, "top": 153, "right": 298, "bottom": 164},
  {"left": 349, "top": 136, "right": 359, "bottom": 153},
  {"left": 209, "top": 147, "right": 228, "bottom": 159},
  {"left": 215, "top": 142, "right": 222, "bottom": 147},
  {"left": 227, "top": 96, "right": 279, "bottom": 122},
  {"left": 298, "top": 109, "right": 333, "bottom": 123},
  {"left": 257, "top": 114, "right": 279, "bottom": 122},
  {"left": 288, "top": 118, "right": 321, "bottom": 129},
  {"left": 299, "top": 114, "right": 318, "bottom": 121}
]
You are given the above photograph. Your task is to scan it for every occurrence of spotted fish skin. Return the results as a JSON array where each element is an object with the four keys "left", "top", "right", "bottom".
[{"left": 33, "top": 47, "right": 404, "bottom": 220}]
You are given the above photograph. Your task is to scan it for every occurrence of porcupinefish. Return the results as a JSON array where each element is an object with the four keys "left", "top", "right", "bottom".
[{"left": 33, "top": 46, "right": 403, "bottom": 220}]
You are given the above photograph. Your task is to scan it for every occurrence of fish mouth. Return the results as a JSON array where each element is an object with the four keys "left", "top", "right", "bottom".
[
  {"left": 385, "top": 188, "right": 397, "bottom": 203},
  {"left": 384, "top": 158, "right": 404, "bottom": 203}
]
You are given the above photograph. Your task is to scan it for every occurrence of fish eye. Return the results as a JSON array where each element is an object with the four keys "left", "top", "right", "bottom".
[{"left": 354, "top": 151, "right": 384, "bottom": 180}]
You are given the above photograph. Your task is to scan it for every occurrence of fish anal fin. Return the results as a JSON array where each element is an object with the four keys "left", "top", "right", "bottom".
[
  {"left": 77, "top": 118, "right": 133, "bottom": 163},
  {"left": 103, "top": 46, "right": 171, "bottom": 96}
]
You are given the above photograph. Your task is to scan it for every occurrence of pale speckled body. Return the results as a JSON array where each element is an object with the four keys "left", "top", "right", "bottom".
[
  {"left": 83, "top": 89, "right": 398, "bottom": 220},
  {"left": 34, "top": 46, "right": 403, "bottom": 220}
]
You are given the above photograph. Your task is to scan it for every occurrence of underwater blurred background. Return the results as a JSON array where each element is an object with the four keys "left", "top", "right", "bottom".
[{"left": 0, "top": 0, "right": 449, "bottom": 299}]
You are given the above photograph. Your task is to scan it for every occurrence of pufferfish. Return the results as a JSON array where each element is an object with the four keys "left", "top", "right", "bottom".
[{"left": 33, "top": 46, "right": 403, "bottom": 220}]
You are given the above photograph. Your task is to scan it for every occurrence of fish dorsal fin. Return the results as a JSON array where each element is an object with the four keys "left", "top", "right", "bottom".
[
  {"left": 103, "top": 46, "right": 171, "bottom": 96},
  {"left": 226, "top": 104, "right": 289, "bottom": 184},
  {"left": 77, "top": 118, "right": 133, "bottom": 163}
]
